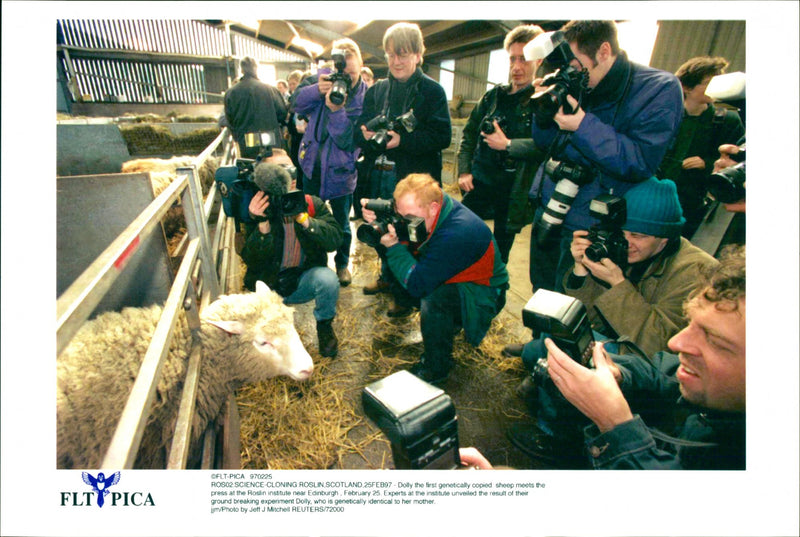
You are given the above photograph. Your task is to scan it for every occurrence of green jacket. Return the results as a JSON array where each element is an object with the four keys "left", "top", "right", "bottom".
[
  {"left": 240, "top": 195, "right": 343, "bottom": 292},
  {"left": 457, "top": 84, "right": 547, "bottom": 232},
  {"left": 563, "top": 237, "right": 718, "bottom": 356}
]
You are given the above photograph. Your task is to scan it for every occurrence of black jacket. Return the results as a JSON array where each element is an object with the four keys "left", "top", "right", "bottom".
[
  {"left": 240, "top": 195, "right": 343, "bottom": 292},
  {"left": 356, "top": 68, "right": 451, "bottom": 183},
  {"left": 224, "top": 74, "right": 287, "bottom": 157}
]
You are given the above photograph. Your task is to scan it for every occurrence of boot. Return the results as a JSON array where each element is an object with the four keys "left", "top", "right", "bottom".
[{"left": 316, "top": 318, "right": 338, "bottom": 358}]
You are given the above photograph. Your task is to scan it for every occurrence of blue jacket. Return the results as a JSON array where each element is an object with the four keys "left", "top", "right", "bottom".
[
  {"left": 530, "top": 52, "right": 684, "bottom": 231},
  {"left": 295, "top": 74, "right": 367, "bottom": 200},
  {"left": 385, "top": 194, "right": 509, "bottom": 345},
  {"left": 584, "top": 351, "right": 745, "bottom": 470}
]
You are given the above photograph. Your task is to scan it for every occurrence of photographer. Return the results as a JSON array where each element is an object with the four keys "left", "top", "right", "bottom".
[
  {"left": 361, "top": 174, "right": 509, "bottom": 384},
  {"left": 356, "top": 22, "right": 452, "bottom": 316},
  {"left": 240, "top": 160, "right": 344, "bottom": 358},
  {"left": 294, "top": 39, "right": 368, "bottom": 286},
  {"left": 546, "top": 244, "right": 746, "bottom": 469},
  {"left": 506, "top": 178, "right": 717, "bottom": 466},
  {"left": 464, "top": 244, "right": 745, "bottom": 470},
  {"left": 457, "top": 24, "right": 548, "bottom": 264},
  {"left": 526, "top": 21, "right": 683, "bottom": 293},
  {"left": 224, "top": 57, "right": 288, "bottom": 159},
  {"left": 656, "top": 56, "right": 745, "bottom": 238}
]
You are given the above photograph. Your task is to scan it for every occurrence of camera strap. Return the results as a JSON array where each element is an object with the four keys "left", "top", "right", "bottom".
[{"left": 647, "top": 427, "right": 718, "bottom": 448}]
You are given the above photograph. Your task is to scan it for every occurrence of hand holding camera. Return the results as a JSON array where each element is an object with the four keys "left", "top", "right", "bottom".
[
  {"left": 544, "top": 338, "right": 631, "bottom": 433},
  {"left": 248, "top": 191, "right": 271, "bottom": 233},
  {"left": 480, "top": 119, "right": 511, "bottom": 151},
  {"left": 553, "top": 94, "right": 586, "bottom": 132}
]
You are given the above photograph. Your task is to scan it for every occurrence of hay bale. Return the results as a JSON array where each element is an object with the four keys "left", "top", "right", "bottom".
[{"left": 119, "top": 124, "right": 221, "bottom": 155}]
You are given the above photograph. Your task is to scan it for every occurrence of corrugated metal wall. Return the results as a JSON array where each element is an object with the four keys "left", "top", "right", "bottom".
[
  {"left": 57, "top": 19, "right": 307, "bottom": 104},
  {"left": 453, "top": 53, "right": 493, "bottom": 102},
  {"left": 646, "top": 20, "right": 745, "bottom": 74}
]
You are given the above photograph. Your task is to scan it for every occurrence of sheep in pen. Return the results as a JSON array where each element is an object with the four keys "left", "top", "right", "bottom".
[{"left": 57, "top": 282, "right": 314, "bottom": 469}]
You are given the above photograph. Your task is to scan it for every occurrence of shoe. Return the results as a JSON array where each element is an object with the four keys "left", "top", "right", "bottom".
[
  {"left": 516, "top": 376, "right": 537, "bottom": 401},
  {"left": 316, "top": 319, "right": 339, "bottom": 358},
  {"left": 336, "top": 267, "right": 352, "bottom": 287},
  {"left": 387, "top": 302, "right": 413, "bottom": 318},
  {"left": 409, "top": 362, "right": 449, "bottom": 385},
  {"left": 502, "top": 343, "right": 525, "bottom": 357},
  {"left": 363, "top": 278, "right": 390, "bottom": 295},
  {"left": 506, "top": 423, "right": 588, "bottom": 469}
]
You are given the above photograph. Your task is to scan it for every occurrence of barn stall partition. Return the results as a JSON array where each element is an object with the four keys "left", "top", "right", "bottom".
[{"left": 56, "top": 127, "right": 244, "bottom": 469}]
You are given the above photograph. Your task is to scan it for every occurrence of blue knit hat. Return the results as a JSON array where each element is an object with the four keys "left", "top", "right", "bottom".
[{"left": 623, "top": 177, "right": 686, "bottom": 238}]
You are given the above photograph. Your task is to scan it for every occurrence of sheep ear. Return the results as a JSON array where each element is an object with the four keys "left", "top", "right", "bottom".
[
  {"left": 205, "top": 320, "right": 245, "bottom": 334},
  {"left": 255, "top": 280, "right": 271, "bottom": 295}
]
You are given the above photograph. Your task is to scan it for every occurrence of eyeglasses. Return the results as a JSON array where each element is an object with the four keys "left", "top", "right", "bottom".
[{"left": 385, "top": 52, "right": 415, "bottom": 62}]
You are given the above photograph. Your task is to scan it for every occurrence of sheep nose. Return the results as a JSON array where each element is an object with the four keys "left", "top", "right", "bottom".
[{"left": 296, "top": 366, "right": 313, "bottom": 380}]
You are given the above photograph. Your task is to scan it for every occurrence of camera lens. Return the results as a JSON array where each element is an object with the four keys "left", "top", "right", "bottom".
[
  {"left": 356, "top": 222, "right": 386, "bottom": 248},
  {"left": 480, "top": 118, "right": 495, "bottom": 134},
  {"left": 369, "top": 130, "right": 390, "bottom": 153},
  {"left": 330, "top": 78, "right": 348, "bottom": 106},
  {"left": 584, "top": 242, "right": 609, "bottom": 263}
]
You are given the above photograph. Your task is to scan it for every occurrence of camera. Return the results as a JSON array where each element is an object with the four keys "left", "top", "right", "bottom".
[
  {"left": 356, "top": 198, "right": 428, "bottom": 247},
  {"left": 533, "top": 158, "right": 595, "bottom": 247},
  {"left": 326, "top": 49, "right": 350, "bottom": 106},
  {"left": 362, "top": 370, "right": 460, "bottom": 469},
  {"left": 217, "top": 156, "right": 298, "bottom": 224},
  {"left": 279, "top": 189, "right": 308, "bottom": 217},
  {"left": 708, "top": 161, "right": 746, "bottom": 203},
  {"left": 365, "top": 110, "right": 417, "bottom": 153},
  {"left": 242, "top": 131, "right": 277, "bottom": 160},
  {"left": 480, "top": 115, "right": 507, "bottom": 135},
  {"left": 521, "top": 289, "right": 595, "bottom": 386},
  {"left": 524, "top": 31, "right": 589, "bottom": 128},
  {"left": 585, "top": 194, "right": 628, "bottom": 269}
]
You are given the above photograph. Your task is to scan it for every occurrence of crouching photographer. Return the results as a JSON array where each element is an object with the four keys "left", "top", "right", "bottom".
[
  {"left": 360, "top": 173, "right": 509, "bottom": 384},
  {"left": 240, "top": 161, "right": 344, "bottom": 357},
  {"left": 504, "top": 177, "right": 718, "bottom": 467}
]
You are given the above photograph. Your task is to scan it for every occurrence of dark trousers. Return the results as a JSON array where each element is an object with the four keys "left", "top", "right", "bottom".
[
  {"left": 419, "top": 284, "right": 463, "bottom": 374},
  {"left": 461, "top": 175, "right": 517, "bottom": 264},
  {"left": 528, "top": 206, "right": 574, "bottom": 293}
]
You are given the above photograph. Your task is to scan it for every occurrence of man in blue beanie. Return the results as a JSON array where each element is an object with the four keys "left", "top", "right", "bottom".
[{"left": 507, "top": 177, "right": 719, "bottom": 468}]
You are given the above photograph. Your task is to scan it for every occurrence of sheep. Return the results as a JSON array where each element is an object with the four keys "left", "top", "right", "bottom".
[
  {"left": 57, "top": 281, "right": 314, "bottom": 469},
  {"left": 121, "top": 155, "right": 219, "bottom": 197},
  {"left": 121, "top": 156, "right": 220, "bottom": 243}
]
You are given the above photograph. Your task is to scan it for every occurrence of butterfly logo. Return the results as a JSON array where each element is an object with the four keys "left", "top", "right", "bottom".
[{"left": 81, "top": 471, "right": 121, "bottom": 508}]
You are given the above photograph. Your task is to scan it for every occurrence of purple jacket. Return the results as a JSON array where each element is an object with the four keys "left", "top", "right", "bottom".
[{"left": 294, "top": 76, "right": 367, "bottom": 200}]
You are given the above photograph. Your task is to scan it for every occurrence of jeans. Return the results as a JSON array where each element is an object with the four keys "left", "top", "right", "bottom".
[
  {"left": 528, "top": 205, "right": 574, "bottom": 293},
  {"left": 283, "top": 266, "right": 339, "bottom": 321},
  {"left": 328, "top": 194, "right": 353, "bottom": 269}
]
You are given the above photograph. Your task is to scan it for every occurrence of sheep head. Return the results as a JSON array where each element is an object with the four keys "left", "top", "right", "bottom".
[{"left": 201, "top": 281, "right": 314, "bottom": 382}]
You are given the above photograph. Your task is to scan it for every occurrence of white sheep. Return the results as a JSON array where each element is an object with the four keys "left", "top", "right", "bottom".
[{"left": 57, "top": 281, "right": 313, "bottom": 469}]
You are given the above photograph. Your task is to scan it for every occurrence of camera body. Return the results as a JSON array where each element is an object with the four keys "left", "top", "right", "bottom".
[
  {"left": 356, "top": 198, "right": 428, "bottom": 247},
  {"left": 362, "top": 370, "right": 460, "bottom": 470},
  {"left": 326, "top": 49, "right": 351, "bottom": 106},
  {"left": 708, "top": 146, "right": 746, "bottom": 203},
  {"left": 522, "top": 289, "right": 595, "bottom": 386},
  {"left": 279, "top": 189, "right": 308, "bottom": 217},
  {"left": 480, "top": 114, "right": 507, "bottom": 135},
  {"left": 365, "top": 110, "right": 417, "bottom": 153},
  {"left": 531, "top": 65, "right": 588, "bottom": 128},
  {"left": 533, "top": 158, "right": 595, "bottom": 247},
  {"left": 524, "top": 31, "right": 589, "bottom": 129},
  {"left": 585, "top": 194, "right": 628, "bottom": 269}
]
